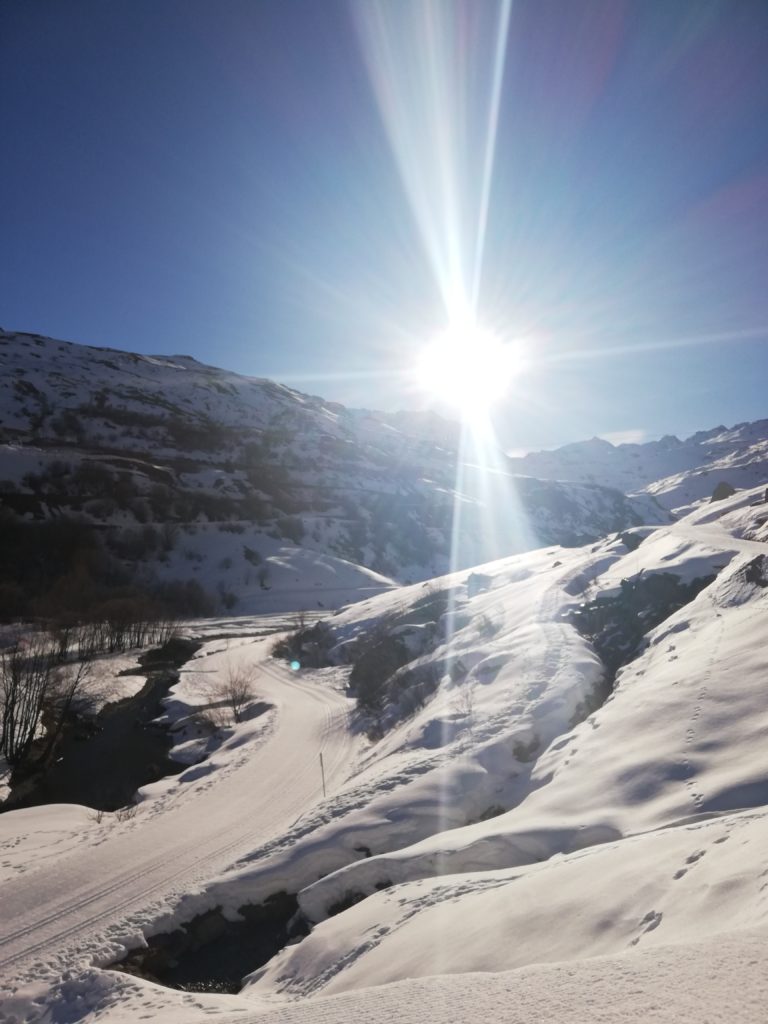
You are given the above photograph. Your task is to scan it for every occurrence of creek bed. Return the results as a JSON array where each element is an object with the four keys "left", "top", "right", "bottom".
[
  {"left": 3, "top": 637, "right": 201, "bottom": 812},
  {"left": 113, "top": 892, "right": 304, "bottom": 994}
]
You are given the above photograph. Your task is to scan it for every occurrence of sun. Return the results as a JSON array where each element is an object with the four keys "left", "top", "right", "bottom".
[{"left": 414, "top": 321, "right": 524, "bottom": 417}]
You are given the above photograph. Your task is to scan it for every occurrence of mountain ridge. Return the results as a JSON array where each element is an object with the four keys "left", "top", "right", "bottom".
[
  {"left": 0, "top": 328, "right": 666, "bottom": 614},
  {"left": 507, "top": 417, "right": 768, "bottom": 506}
]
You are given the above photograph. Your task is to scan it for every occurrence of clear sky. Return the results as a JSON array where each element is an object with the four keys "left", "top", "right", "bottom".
[{"left": 2, "top": 0, "right": 768, "bottom": 451}]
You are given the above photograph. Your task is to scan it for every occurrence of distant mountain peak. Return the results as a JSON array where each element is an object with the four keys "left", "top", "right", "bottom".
[{"left": 507, "top": 419, "right": 768, "bottom": 509}]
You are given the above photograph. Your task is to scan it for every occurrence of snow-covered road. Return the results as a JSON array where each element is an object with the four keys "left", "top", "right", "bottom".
[{"left": 0, "top": 643, "right": 359, "bottom": 992}]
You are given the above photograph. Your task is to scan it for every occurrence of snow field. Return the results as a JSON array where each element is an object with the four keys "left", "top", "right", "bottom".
[
  {"left": 3, "top": 487, "right": 768, "bottom": 1022},
  {"left": 11, "top": 920, "right": 768, "bottom": 1023},
  {"left": 246, "top": 805, "right": 768, "bottom": 999},
  {"left": 272, "top": 515, "right": 768, "bottom": 926},
  {"left": 165, "top": 542, "right": 618, "bottom": 924}
]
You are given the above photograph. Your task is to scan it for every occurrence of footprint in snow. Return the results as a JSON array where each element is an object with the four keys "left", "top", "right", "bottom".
[{"left": 630, "top": 910, "right": 663, "bottom": 945}]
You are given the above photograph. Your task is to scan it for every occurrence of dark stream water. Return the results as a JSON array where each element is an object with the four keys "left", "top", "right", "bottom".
[
  {"left": 4, "top": 637, "right": 201, "bottom": 812},
  {"left": 115, "top": 892, "right": 304, "bottom": 993}
]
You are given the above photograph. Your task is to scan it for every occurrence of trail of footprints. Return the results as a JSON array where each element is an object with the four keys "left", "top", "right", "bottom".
[
  {"left": 631, "top": 833, "right": 731, "bottom": 947},
  {"left": 672, "top": 846, "right": 706, "bottom": 881},
  {"left": 630, "top": 909, "right": 663, "bottom": 945},
  {"left": 682, "top": 680, "right": 708, "bottom": 811},
  {"left": 680, "top": 604, "right": 726, "bottom": 812}
]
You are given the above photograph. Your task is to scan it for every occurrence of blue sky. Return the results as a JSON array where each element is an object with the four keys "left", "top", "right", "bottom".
[{"left": 2, "top": 0, "right": 768, "bottom": 451}]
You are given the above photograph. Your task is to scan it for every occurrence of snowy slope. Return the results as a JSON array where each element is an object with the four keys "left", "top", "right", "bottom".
[
  {"left": 260, "top": 531, "right": 768, "bottom": 928},
  {"left": 3, "top": 330, "right": 768, "bottom": 1023},
  {"left": 3, "top": 488, "right": 768, "bottom": 1022},
  {"left": 7, "top": 922, "right": 768, "bottom": 1023},
  {"left": 0, "top": 328, "right": 663, "bottom": 605},
  {"left": 248, "top": 806, "right": 768, "bottom": 999},
  {"left": 210, "top": 491, "right": 768, "bottom": 986}
]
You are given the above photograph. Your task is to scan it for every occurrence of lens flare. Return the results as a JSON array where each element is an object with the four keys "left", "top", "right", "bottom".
[
  {"left": 415, "top": 322, "right": 525, "bottom": 415},
  {"left": 353, "top": 2, "right": 533, "bottom": 812},
  {"left": 352, "top": 0, "right": 512, "bottom": 325}
]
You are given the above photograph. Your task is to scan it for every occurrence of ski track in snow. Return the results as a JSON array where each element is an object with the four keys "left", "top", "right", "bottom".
[{"left": 0, "top": 649, "right": 360, "bottom": 995}]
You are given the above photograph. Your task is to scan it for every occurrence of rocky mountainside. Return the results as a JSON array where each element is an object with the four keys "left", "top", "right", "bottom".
[
  {"left": 507, "top": 422, "right": 768, "bottom": 509},
  {"left": 0, "top": 329, "right": 661, "bottom": 615}
]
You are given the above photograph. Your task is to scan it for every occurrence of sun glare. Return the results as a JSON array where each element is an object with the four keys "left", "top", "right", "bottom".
[{"left": 415, "top": 322, "right": 524, "bottom": 416}]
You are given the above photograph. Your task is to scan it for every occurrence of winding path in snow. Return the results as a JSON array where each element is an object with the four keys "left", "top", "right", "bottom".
[{"left": 0, "top": 640, "right": 359, "bottom": 992}]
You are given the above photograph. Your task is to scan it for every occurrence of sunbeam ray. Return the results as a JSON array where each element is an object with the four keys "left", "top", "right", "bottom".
[
  {"left": 353, "top": 0, "right": 513, "bottom": 323},
  {"left": 471, "top": 0, "right": 513, "bottom": 311},
  {"left": 544, "top": 324, "right": 768, "bottom": 366}
]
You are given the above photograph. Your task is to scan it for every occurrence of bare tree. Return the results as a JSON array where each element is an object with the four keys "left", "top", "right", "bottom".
[
  {"left": 0, "top": 634, "right": 98, "bottom": 768},
  {"left": 0, "top": 635, "right": 56, "bottom": 765},
  {"left": 38, "top": 659, "right": 93, "bottom": 764},
  {"left": 218, "top": 661, "right": 257, "bottom": 723},
  {"left": 189, "top": 658, "right": 259, "bottom": 730}
]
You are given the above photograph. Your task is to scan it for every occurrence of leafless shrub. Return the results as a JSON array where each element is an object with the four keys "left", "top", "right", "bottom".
[
  {"left": 452, "top": 677, "right": 477, "bottom": 719},
  {"left": 451, "top": 678, "right": 477, "bottom": 737},
  {"left": 271, "top": 617, "right": 332, "bottom": 667},
  {"left": 193, "top": 660, "right": 258, "bottom": 727},
  {"left": 191, "top": 705, "right": 229, "bottom": 732},
  {"left": 218, "top": 662, "right": 257, "bottom": 723},
  {"left": 72, "top": 612, "right": 178, "bottom": 660},
  {"left": 38, "top": 659, "right": 93, "bottom": 763},
  {"left": 115, "top": 803, "right": 138, "bottom": 822},
  {"left": 349, "top": 612, "right": 407, "bottom": 715},
  {"left": 292, "top": 610, "right": 308, "bottom": 631}
]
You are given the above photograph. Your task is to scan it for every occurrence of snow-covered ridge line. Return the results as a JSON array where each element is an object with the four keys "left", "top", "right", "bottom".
[
  {"left": 507, "top": 419, "right": 768, "bottom": 509},
  {"left": 0, "top": 328, "right": 669, "bottom": 626}
]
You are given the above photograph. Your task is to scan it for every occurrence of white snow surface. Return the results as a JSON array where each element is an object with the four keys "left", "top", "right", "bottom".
[
  {"left": 0, "top": 634, "right": 361, "bottom": 1012},
  {"left": 3, "top": 486, "right": 768, "bottom": 1022},
  {"left": 150, "top": 525, "right": 396, "bottom": 613}
]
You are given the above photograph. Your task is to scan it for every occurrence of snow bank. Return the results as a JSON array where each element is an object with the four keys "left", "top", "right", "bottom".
[
  {"left": 284, "top": 538, "right": 768, "bottom": 920},
  {"left": 247, "top": 805, "right": 768, "bottom": 999}
]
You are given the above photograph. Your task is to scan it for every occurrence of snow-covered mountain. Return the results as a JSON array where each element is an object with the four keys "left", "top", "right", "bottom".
[
  {"left": 3, "top": 327, "right": 768, "bottom": 1024},
  {"left": 507, "top": 422, "right": 768, "bottom": 510},
  {"left": 0, "top": 329, "right": 661, "bottom": 614}
]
